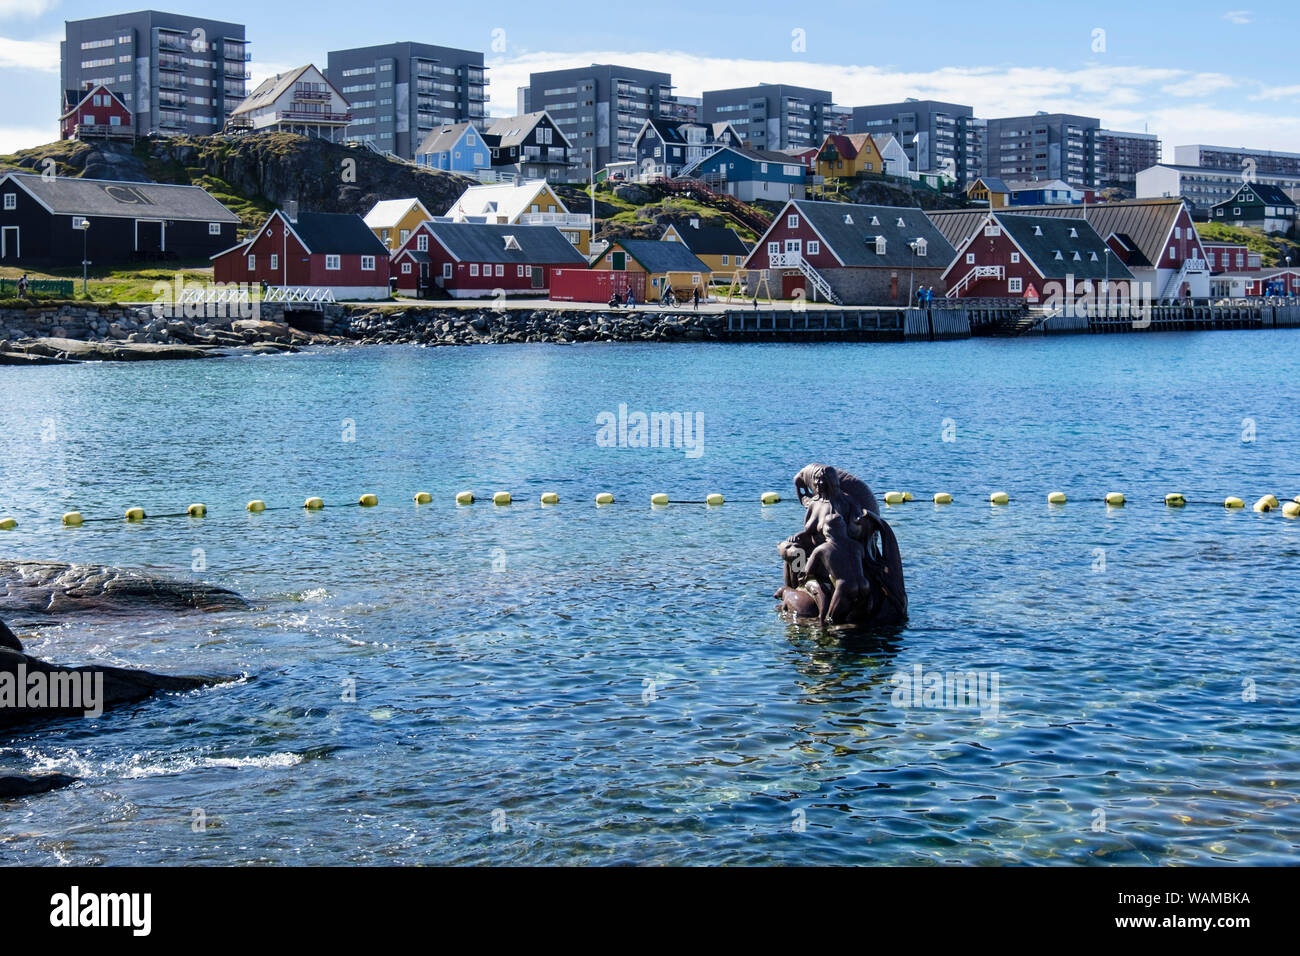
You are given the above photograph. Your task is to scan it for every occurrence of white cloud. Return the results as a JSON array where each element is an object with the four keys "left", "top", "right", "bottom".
[
  {"left": 1253, "top": 83, "right": 1300, "bottom": 100},
  {"left": 0, "top": 33, "right": 59, "bottom": 71},
  {"left": 0, "top": 123, "right": 58, "bottom": 154},
  {"left": 249, "top": 61, "right": 300, "bottom": 91},
  {"left": 1161, "top": 73, "right": 1236, "bottom": 97},
  {"left": 0, "top": 0, "right": 57, "bottom": 19},
  {"left": 1222, "top": 10, "right": 1253, "bottom": 24}
]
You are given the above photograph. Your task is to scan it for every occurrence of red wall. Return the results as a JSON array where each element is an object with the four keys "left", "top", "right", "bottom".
[
  {"left": 214, "top": 214, "right": 389, "bottom": 288},
  {"left": 949, "top": 223, "right": 1134, "bottom": 300},
  {"left": 550, "top": 269, "right": 646, "bottom": 302},
  {"left": 61, "top": 89, "right": 132, "bottom": 138},
  {"left": 746, "top": 210, "right": 840, "bottom": 272}
]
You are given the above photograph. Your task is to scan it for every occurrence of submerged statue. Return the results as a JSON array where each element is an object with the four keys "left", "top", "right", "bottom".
[{"left": 775, "top": 464, "right": 908, "bottom": 627}]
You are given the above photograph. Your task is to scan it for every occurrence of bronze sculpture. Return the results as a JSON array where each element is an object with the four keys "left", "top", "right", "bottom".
[{"left": 775, "top": 464, "right": 908, "bottom": 627}]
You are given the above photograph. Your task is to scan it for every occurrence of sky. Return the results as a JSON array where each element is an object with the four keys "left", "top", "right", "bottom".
[{"left": 2, "top": 0, "right": 1298, "bottom": 155}]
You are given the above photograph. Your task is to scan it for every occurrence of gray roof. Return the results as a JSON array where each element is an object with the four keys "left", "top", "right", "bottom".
[
  {"left": 289, "top": 211, "right": 391, "bottom": 256},
  {"left": 928, "top": 198, "right": 1188, "bottom": 268},
  {"left": 3, "top": 172, "right": 240, "bottom": 223},
  {"left": 485, "top": 112, "right": 567, "bottom": 150},
  {"left": 665, "top": 223, "right": 749, "bottom": 256},
  {"left": 610, "top": 239, "right": 710, "bottom": 274},
  {"left": 420, "top": 222, "right": 588, "bottom": 265},
  {"left": 783, "top": 200, "right": 956, "bottom": 269},
  {"left": 231, "top": 65, "right": 314, "bottom": 118},
  {"left": 415, "top": 122, "right": 477, "bottom": 157},
  {"left": 1214, "top": 182, "right": 1296, "bottom": 208},
  {"left": 981, "top": 214, "right": 1134, "bottom": 281}
]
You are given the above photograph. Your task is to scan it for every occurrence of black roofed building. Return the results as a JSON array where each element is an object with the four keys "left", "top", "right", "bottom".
[
  {"left": 481, "top": 112, "right": 574, "bottom": 183},
  {"left": 742, "top": 199, "right": 956, "bottom": 304},
  {"left": 0, "top": 172, "right": 240, "bottom": 267},
  {"left": 390, "top": 220, "right": 587, "bottom": 297},
  {"left": 1210, "top": 182, "right": 1297, "bottom": 235},
  {"left": 660, "top": 219, "right": 750, "bottom": 273},
  {"left": 590, "top": 237, "right": 712, "bottom": 299},
  {"left": 941, "top": 212, "right": 1135, "bottom": 300}
]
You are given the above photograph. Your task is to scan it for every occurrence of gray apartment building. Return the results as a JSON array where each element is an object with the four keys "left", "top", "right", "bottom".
[
  {"left": 1091, "top": 128, "right": 1161, "bottom": 192},
  {"left": 326, "top": 42, "right": 488, "bottom": 160},
  {"left": 850, "top": 99, "right": 985, "bottom": 185},
  {"left": 521, "top": 64, "right": 676, "bottom": 180},
  {"left": 702, "top": 84, "right": 845, "bottom": 152},
  {"left": 984, "top": 112, "right": 1099, "bottom": 188},
  {"left": 61, "top": 10, "right": 249, "bottom": 138},
  {"left": 1173, "top": 144, "right": 1300, "bottom": 179}
]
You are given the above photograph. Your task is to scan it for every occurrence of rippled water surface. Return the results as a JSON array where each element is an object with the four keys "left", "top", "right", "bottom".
[{"left": 2, "top": 332, "right": 1299, "bottom": 865}]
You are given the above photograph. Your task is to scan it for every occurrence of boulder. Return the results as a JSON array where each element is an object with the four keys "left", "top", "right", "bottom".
[{"left": 0, "top": 773, "right": 78, "bottom": 798}]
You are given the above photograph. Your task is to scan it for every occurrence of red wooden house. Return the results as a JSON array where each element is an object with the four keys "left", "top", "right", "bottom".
[
  {"left": 941, "top": 211, "right": 1136, "bottom": 301},
  {"left": 391, "top": 220, "right": 587, "bottom": 297},
  {"left": 212, "top": 209, "right": 392, "bottom": 299},
  {"left": 60, "top": 84, "right": 133, "bottom": 142}
]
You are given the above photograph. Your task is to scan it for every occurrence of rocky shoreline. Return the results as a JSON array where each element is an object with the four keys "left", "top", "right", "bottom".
[{"left": 0, "top": 302, "right": 725, "bottom": 362}]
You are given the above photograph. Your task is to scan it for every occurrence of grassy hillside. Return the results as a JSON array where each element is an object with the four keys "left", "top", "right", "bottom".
[{"left": 1194, "top": 221, "right": 1300, "bottom": 267}]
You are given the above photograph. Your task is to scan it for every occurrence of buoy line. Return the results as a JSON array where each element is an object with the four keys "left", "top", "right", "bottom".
[{"left": 4, "top": 490, "right": 1298, "bottom": 531}]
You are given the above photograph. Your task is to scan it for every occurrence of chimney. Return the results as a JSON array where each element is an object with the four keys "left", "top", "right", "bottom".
[
  {"left": 285, "top": 200, "right": 299, "bottom": 224},
  {"left": 689, "top": 218, "right": 699, "bottom": 229}
]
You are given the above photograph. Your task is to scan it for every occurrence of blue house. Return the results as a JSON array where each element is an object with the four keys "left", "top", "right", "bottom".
[
  {"left": 678, "top": 145, "right": 806, "bottom": 202},
  {"left": 1007, "top": 179, "right": 1084, "bottom": 206},
  {"left": 415, "top": 122, "right": 490, "bottom": 173},
  {"left": 633, "top": 119, "right": 746, "bottom": 179}
]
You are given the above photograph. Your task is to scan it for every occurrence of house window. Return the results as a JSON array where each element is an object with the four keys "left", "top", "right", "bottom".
[
  {"left": 417, "top": 235, "right": 428, "bottom": 252},
  {"left": 787, "top": 215, "right": 798, "bottom": 229},
  {"left": 914, "top": 239, "right": 927, "bottom": 257},
  {"left": 443, "top": 263, "right": 452, "bottom": 278},
  {"left": 402, "top": 262, "right": 412, "bottom": 274},
  {"left": 1173, "top": 227, "right": 1180, "bottom": 239},
  {"left": 1233, "top": 208, "right": 1240, "bottom": 216},
  {"left": 326, "top": 255, "right": 341, "bottom": 270},
  {"left": 517, "top": 265, "right": 525, "bottom": 277},
  {"left": 760, "top": 163, "right": 768, "bottom": 173},
  {"left": 362, "top": 256, "right": 376, "bottom": 271},
  {"left": 966, "top": 253, "right": 976, "bottom": 264},
  {"left": 785, "top": 239, "right": 802, "bottom": 254},
  {"left": 208, "top": 222, "right": 221, "bottom": 235},
  {"left": 721, "top": 255, "right": 729, "bottom": 266},
  {"left": 3, "top": 194, "right": 15, "bottom": 210},
  {"left": 768, "top": 241, "right": 780, "bottom": 257},
  {"left": 1008, "top": 277, "right": 1023, "bottom": 293},
  {"left": 470, "top": 264, "right": 479, "bottom": 276},
  {"left": 1010, "top": 252, "right": 1020, "bottom": 264},
  {"left": 247, "top": 254, "right": 256, "bottom": 270},
  {"left": 495, "top": 264, "right": 504, "bottom": 276},
  {"left": 270, "top": 254, "right": 279, "bottom": 270},
  {"left": 400, "top": 229, "right": 410, "bottom": 244},
  {"left": 806, "top": 241, "right": 819, "bottom": 256},
  {"left": 875, "top": 237, "right": 886, "bottom": 255},
  {"left": 1169, "top": 248, "right": 1176, "bottom": 260}
]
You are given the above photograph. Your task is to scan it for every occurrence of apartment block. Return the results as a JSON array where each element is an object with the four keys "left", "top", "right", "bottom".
[
  {"left": 702, "top": 84, "right": 842, "bottom": 151},
  {"left": 1092, "top": 128, "right": 1161, "bottom": 192},
  {"left": 522, "top": 64, "right": 676, "bottom": 180},
  {"left": 850, "top": 99, "right": 984, "bottom": 185},
  {"left": 326, "top": 42, "right": 487, "bottom": 159},
  {"left": 61, "top": 10, "right": 249, "bottom": 138},
  {"left": 1173, "top": 144, "right": 1300, "bottom": 179},
  {"left": 984, "top": 112, "right": 1100, "bottom": 188}
]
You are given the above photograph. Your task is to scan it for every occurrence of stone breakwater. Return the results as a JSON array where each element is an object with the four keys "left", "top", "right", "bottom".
[{"left": 345, "top": 307, "right": 726, "bottom": 346}]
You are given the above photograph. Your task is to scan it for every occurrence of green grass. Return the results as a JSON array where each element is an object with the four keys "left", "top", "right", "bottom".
[
  {"left": 1195, "top": 222, "right": 1300, "bottom": 267},
  {"left": 0, "top": 262, "right": 217, "bottom": 303}
]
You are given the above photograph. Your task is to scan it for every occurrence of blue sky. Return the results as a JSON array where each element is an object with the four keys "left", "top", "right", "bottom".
[{"left": 2, "top": 0, "right": 1298, "bottom": 153}]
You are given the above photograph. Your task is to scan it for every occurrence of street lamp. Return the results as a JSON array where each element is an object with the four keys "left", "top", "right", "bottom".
[
  {"left": 1103, "top": 246, "right": 1111, "bottom": 317},
  {"left": 76, "top": 218, "right": 91, "bottom": 296},
  {"left": 908, "top": 241, "right": 918, "bottom": 306}
]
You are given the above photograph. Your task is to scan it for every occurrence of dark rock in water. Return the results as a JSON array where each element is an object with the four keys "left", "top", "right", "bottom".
[
  {"left": 0, "top": 560, "right": 248, "bottom": 623},
  {"left": 0, "top": 773, "right": 78, "bottom": 798},
  {"left": 0, "top": 618, "right": 20, "bottom": 651},
  {"left": 0, "top": 646, "right": 220, "bottom": 728}
]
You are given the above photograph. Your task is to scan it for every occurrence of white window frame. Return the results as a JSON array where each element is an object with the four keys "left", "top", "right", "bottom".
[
  {"left": 362, "top": 256, "right": 376, "bottom": 271},
  {"left": 495, "top": 264, "right": 504, "bottom": 277},
  {"left": 470, "top": 264, "right": 479, "bottom": 277},
  {"left": 325, "top": 254, "right": 341, "bottom": 271},
  {"left": 247, "top": 253, "right": 256, "bottom": 270},
  {"left": 208, "top": 222, "right": 221, "bottom": 235},
  {"left": 443, "top": 262, "right": 452, "bottom": 279},
  {"left": 787, "top": 214, "right": 798, "bottom": 229},
  {"left": 1010, "top": 252, "right": 1020, "bottom": 264},
  {"left": 402, "top": 262, "right": 412, "bottom": 274},
  {"left": 966, "top": 252, "right": 975, "bottom": 264},
  {"left": 270, "top": 254, "right": 279, "bottom": 270},
  {"left": 1008, "top": 277, "right": 1023, "bottom": 293},
  {"left": 2, "top": 193, "right": 15, "bottom": 211},
  {"left": 806, "top": 241, "right": 819, "bottom": 256},
  {"left": 417, "top": 235, "right": 428, "bottom": 252}
]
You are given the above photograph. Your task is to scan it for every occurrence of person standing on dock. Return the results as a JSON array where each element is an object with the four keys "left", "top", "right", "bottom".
[
  {"left": 693, "top": 286, "right": 700, "bottom": 312},
  {"left": 625, "top": 287, "right": 636, "bottom": 310}
]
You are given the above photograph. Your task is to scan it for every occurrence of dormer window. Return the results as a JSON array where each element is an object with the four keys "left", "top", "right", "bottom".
[
  {"left": 875, "top": 236, "right": 887, "bottom": 255},
  {"left": 914, "top": 238, "right": 927, "bottom": 257},
  {"left": 896, "top": 217, "right": 906, "bottom": 227},
  {"left": 1054, "top": 250, "right": 1063, "bottom": 260},
  {"left": 1034, "top": 225, "right": 1043, "bottom": 236},
  {"left": 1089, "top": 251, "right": 1098, "bottom": 262},
  {"left": 1069, "top": 227, "right": 1078, "bottom": 238},
  {"left": 504, "top": 235, "right": 521, "bottom": 251},
  {"left": 843, "top": 213, "right": 853, "bottom": 224},
  {"left": 870, "top": 215, "right": 879, "bottom": 225},
  {"left": 1072, "top": 251, "right": 1081, "bottom": 261}
]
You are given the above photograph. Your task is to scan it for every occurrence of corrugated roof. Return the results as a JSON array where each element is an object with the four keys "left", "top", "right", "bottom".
[
  {"left": 423, "top": 222, "right": 588, "bottom": 265},
  {"left": 784, "top": 200, "right": 956, "bottom": 269},
  {"left": 927, "top": 199, "right": 1189, "bottom": 267},
  {"left": 288, "top": 211, "right": 391, "bottom": 256},
  {"left": 3, "top": 172, "right": 240, "bottom": 223},
  {"left": 608, "top": 239, "right": 710, "bottom": 274}
]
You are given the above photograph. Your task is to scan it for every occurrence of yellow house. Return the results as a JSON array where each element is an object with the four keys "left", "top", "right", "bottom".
[
  {"left": 363, "top": 198, "right": 435, "bottom": 254},
  {"left": 967, "top": 177, "right": 1011, "bottom": 208},
  {"left": 660, "top": 220, "right": 751, "bottom": 274},
  {"left": 449, "top": 179, "right": 592, "bottom": 254},
  {"left": 815, "top": 133, "right": 884, "bottom": 180},
  {"left": 591, "top": 238, "right": 711, "bottom": 300}
]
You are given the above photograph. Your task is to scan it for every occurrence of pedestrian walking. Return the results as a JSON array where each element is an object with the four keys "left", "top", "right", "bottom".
[{"left": 692, "top": 286, "right": 700, "bottom": 311}]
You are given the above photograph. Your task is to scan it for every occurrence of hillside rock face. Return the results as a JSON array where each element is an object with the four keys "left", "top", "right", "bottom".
[{"left": 0, "top": 133, "right": 475, "bottom": 226}]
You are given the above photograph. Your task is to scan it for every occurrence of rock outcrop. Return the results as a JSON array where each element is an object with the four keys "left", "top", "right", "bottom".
[{"left": 344, "top": 307, "right": 725, "bottom": 347}]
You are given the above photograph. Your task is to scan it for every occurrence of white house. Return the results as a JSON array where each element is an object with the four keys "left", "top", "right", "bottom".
[{"left": 227, "top": 65, "right": 351, "bottom": 141}]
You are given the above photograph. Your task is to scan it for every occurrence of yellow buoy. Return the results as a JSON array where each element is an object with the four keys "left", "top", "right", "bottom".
[
  {"left": 933, "top": 492, "right": 952, "bottom": 505},
  {"left": 1105, "top": 492, "right": 1125, "bottom": 507},
  {"left": 650, "top": 493, "right": 669, "bottom": 506},
  {"left": 304, "top": 497, "right": 324, "bottom": 510},
  {"left": 1047, "top": 491, "right": 1067, "bottom": 505},
  {"left": 540, "top": 492, "right": 559, "bottom": 505},
  {"left": 358, "top": 493, "right": 378, "bottom": 507},
  {"left": 1165, "top": 493, "right": 1186, "bottom": 508},
  {"left": 901, "top": 491, "right": 914, "bottom": 502},
  {"left": 595, "top": 492, "right": 614, "bottom": 505},
  {"left": 247, "top": 500, "right": 266, "bottom": 513},
  {"left": 1225, "top": 497, "right": 1245, "bottom": 509},
  {"left": 706, "top": 493, "right": 725, "bottom": 506},
  {"left": 413, "top": 491, "right": 432, "bottom": 505},
  {"left": 1282, "top": 501, "right": 1300, "bottom": 519},
  {"left": 1254, "top": 495, "right": 1277, "bottom": 513},
  {"left": 0, "top": 517, "right": 16, "bottom": 530},
  {"left": 187, "top": 503, "right": 206, "bottom": 518},
  {"left": 125, "top": 507, "right": 146, "bottom": 522},
  {"left": 492, "top": 492, "right": 512, "bottom": 506},
  {"left": 760, "top": 492, "right": 781, "bottom": 505},
  {"left": 989, "top": 491, "right": 1010, "bottom": 505},
  {"left": 455, "top": 491, "right": 474, "bottom": 505},
  {"left": 63, "top": 511, "right": 83, "bottom": 526},
  {"left": 883, "top": 491, "right": 906, "bottom": 505}
]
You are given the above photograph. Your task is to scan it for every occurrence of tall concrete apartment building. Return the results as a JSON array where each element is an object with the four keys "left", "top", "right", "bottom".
[
  {"left": 850, "top": 99, "right": 985, "bottom": 185},
  {"left": 61, "top": 10, "right": 250, "bottom": 138},
  {"left": 984, "top": 112, "right": 1159, "bottom": 192},
  {"left": 1173, "top": 144, "right": 1300, "bottom": 179},
  {"left": 1091, "top": 128, "right": 1161, "bottom": 192},
  {"left": 521, "top": 64, "right": 676, "bottom": 180},
  {"left": 701, "top": 84, "right": 845, "bottom": 151},
  {"left": 326, "top": 42, "right": 487, "bottom": 159}
]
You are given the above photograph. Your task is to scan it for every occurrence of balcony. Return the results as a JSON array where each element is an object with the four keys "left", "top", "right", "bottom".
[{"left": 517, "top": 212, "right": 591, "bottom": 229}]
